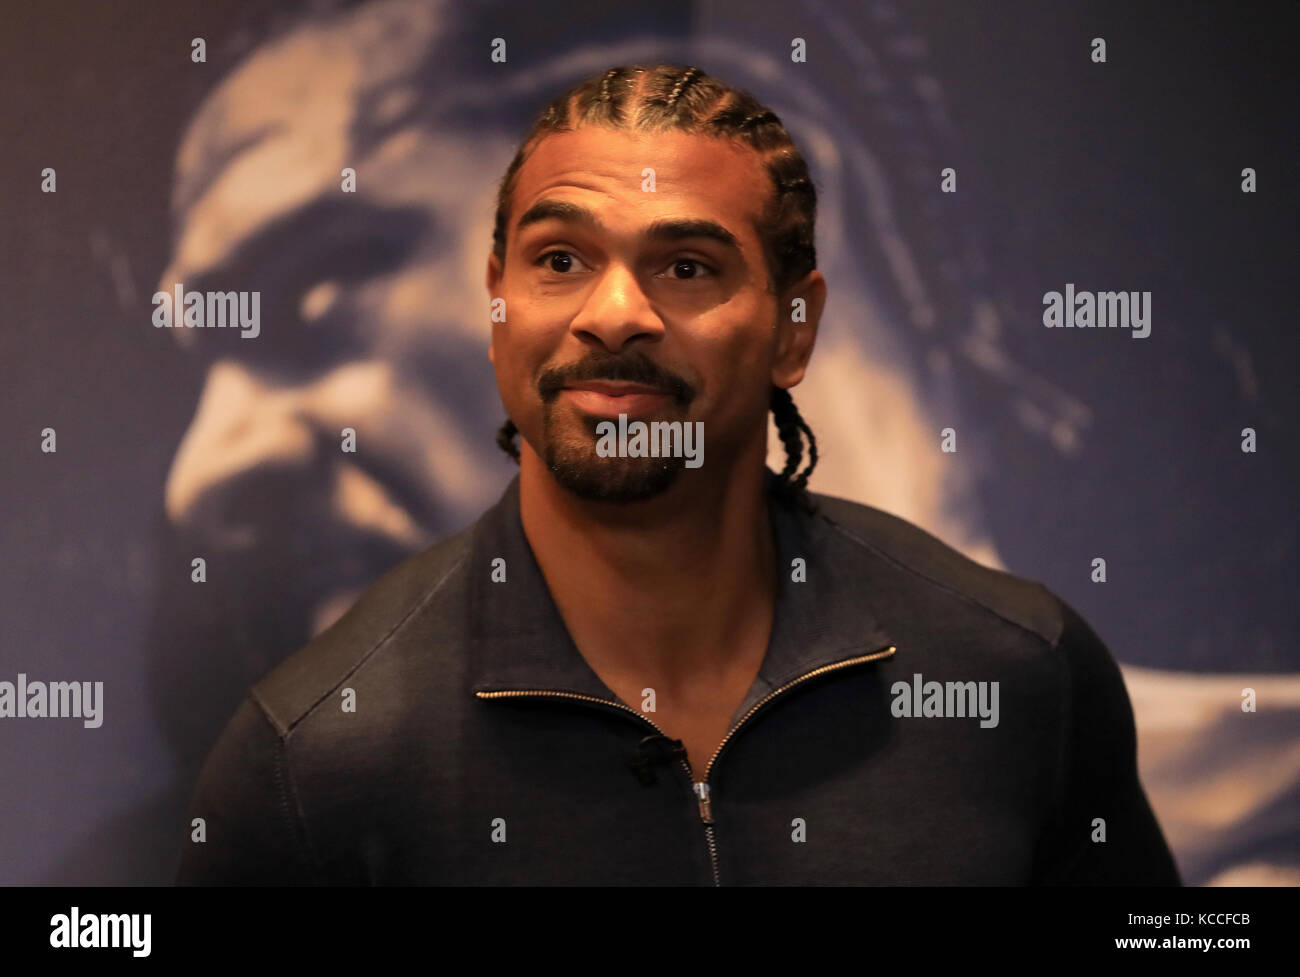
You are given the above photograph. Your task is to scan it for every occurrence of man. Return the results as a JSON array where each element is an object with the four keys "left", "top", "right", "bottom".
[
  {"left": 144, "top": 1, "right": 1018, "bottom": 885},
  {"left": 176, "top": 63, "right": 1180, "bottom": 885}
]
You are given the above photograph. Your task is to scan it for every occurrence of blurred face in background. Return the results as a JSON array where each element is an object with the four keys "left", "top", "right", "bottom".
[{"left": 160, "top": 11, "right": 516, "bottom": 636}]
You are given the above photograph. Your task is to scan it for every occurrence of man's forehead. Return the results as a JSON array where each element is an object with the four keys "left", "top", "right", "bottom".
[
  {"left": 512, "top": 127, "right": 770, "bottom": 234},
  {"left": 172, "top": 4, "right": 439, "bottom": 219},
  {"left": 163, "top": 1, "right": 474, "bottom": 287}
]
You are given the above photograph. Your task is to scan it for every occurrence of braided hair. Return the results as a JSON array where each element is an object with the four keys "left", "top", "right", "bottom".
[{"left": 492, "top": 64, "right": 820, "bottom": 512}]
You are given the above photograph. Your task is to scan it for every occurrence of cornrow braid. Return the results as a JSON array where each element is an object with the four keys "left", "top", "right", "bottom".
[
  {"left": 769, "top": 386, "right": 819, "bottom": 513},
  {"left": 491, "top": 63, "right": 821, "bottom": 507},
  {"left": 497, "top": 418, "right": 520, "bottom": 462},
  {"left": 665, "top": 65, "right": 703, "bottom": 106},
  {"left": 598, "top": 67, "right": 621, "bottom": 101},
  {"left": 739, "top": 109, "right": 778, "bottom": 130}
]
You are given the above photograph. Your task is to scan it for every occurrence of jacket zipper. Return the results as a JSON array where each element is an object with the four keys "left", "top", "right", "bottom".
[{"left": 476, "top": 643, "right": 895, "bottom": 886}]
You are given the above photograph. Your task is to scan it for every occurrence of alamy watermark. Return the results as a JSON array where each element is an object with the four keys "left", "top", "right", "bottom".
[
  {"left": 1043, "top": 283, "right": 1150, "bottom": 338},
  {"left": 891, "top": 672, "right": 1000, "bottom": 728},
  {"left": 50, "top": 907, "right": 150, "bottom": 957},
  {"left": 152, "top": 282, "right": 261, "bottom": 339},
  {"left": 595, "top": 413, "right": 704, "bottom": 468},
  {"left": 0, "top": 673, "right": 103, "bottom": 728}
]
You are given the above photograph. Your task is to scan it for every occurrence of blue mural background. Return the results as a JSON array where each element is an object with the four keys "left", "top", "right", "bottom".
[{"left": 1, "top": 0, "right": 1296, "bottom": 885}]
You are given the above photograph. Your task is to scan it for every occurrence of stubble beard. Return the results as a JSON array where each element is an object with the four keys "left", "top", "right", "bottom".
[{"left": 540, "top": 406, "right": 686, "bottom": 503}]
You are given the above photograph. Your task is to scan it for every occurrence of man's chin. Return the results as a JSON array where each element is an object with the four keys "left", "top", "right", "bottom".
[
  {"left": 544, "top": 450, "right": 684, "bottom": 503},
  {"left": 540, "top": 407, "right": 692, "bottom": 502}
]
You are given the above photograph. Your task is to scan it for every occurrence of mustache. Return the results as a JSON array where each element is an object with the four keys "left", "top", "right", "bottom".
[{"left": 537, "top": 352, "right": 695, "bottom": 407}]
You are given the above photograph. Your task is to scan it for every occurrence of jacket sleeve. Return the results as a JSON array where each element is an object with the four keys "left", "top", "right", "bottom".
[
  {"left": 174, "top": 696, "right": 323, "bottom": 885},
  {"left": 1031, "top": 596, "right": 1182, "bottom": 885}
]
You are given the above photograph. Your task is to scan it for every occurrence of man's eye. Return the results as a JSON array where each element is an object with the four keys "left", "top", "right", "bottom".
[
  {"left": 536, "top": 250, "right": 587, "bottom": 274},
  {"left": 658, "top": 258, "right": 715, "bottom": 281}
]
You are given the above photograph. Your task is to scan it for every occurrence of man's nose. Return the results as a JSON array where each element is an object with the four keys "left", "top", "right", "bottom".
[
  {"left": 568, "top": 262, "right": 665, "bottom": 352},
  {"left": 164, "top": 359, "right": 323, "bottom": 545}
]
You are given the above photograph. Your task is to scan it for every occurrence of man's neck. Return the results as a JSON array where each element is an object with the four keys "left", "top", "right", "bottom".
[{"left": 517, "top": 443, "right": 778, "bottom": 698}]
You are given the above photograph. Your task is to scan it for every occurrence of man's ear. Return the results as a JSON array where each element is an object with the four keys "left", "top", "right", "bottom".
[{"left": 771, "top": 269, "right": 825, "bottom": 390}]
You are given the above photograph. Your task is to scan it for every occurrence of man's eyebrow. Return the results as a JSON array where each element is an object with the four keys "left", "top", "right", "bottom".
[{"left": 515, "top": 199, "right": 741, "bottom": 253}]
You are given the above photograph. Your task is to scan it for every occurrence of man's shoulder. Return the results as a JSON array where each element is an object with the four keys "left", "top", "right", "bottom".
[
  {"left": 248, "top": 519, "right": 477, "bottom": 737},
  {"left": 807, "top": 487, "right": 1069, "bottom": 650}
]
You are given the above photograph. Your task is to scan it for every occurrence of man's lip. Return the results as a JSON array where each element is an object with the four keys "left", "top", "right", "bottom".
[
  {"left": 562, "top": 381, "right": 671, "bottom": 397},
  {"left": 559, "top": 383, "right": 679, "bottom": 420}
]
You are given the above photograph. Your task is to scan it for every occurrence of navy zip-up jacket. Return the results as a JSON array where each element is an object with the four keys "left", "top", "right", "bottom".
[{"left": 175, "top": 471, "right": 1181, "bottom": 885}]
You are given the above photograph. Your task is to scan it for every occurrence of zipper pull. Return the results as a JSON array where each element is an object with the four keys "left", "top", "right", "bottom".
[{"left": 693, "top": 782, "right": 714, "bottom": 824}]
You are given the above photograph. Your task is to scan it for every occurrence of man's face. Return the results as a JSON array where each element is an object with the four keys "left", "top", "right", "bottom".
[{"left": 487, "top": 126, "right": 814, "bottom": 502}]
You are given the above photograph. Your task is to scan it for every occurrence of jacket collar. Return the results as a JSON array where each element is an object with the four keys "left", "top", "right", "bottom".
[{"left": 466, "top": 470, "right": 894, "bottom": 721}]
